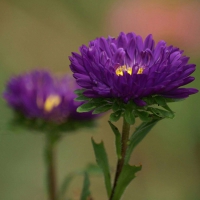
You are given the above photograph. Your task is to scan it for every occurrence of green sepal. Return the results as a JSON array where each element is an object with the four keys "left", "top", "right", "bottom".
[
  {"left": 147, "top": 107, "right": 174, "bottom": 119},
  {"left": 108, "top": 121, "right": 122, "bottom": 159},
  {"left": 143, "top": 96, "right": 155, "bottom": 105},
  {"left": 112, "top": 100, "right": 120, "bottom": 112},
  {"left": 125, "top": 118, "right": 161, "bottom": 164},
  {"left": 165, "top": 97, "right": 185, "bottom": 103},
  {"left": 74, "top": 89, "right": 90, "bottom": 102},
  {"left": 124, "top": 100, "right": 136, "bottom": 124},
  {"left": 112, "top": 164, "right": 142, "bottom": 200},
  {"left": 75, "top": 95, "right": 90, "bottom": 101},
  {"left": 109, "top": 110, "right": 122, "bottom": 122},
  {"left": 76, "top": 97, "right": 115, "bottom": 113},
  {"left": 77, "top": 101, "right": 96, "bottom": 113},
  {"left": 91, "top": 138, "right": 112, "bottom": 197},
  {"left": 112, "top": 99, "right": 124, "bottom": 112},
  {"left": 143, "top": 95, "right": 183, "bottom": 108},
  {"left": 154, "top": 96, "right": 166, "bottom": 106},
  {"left": 74, "top": 89, "right": 85, "bottom": 95},
  {"left": 80, "top": 172, "right": 91, "bottom": 200},
  {"left": 154, "top": 96, "right": 175, "bottom": 114},
  {"left": 161, "top": 103, "right": 174, "bottom": 113},
  {"left": 124, "top": 109, "right": 135, "bottom": 125},
  {"left": 92, "top": 104, "right": 112, "bottom": 114},
  {"left": 136, "top": 110, "right": 151, "bottom": 122},
  {"left": 92, "top": 97, "right": 111, "bottom": 104}
]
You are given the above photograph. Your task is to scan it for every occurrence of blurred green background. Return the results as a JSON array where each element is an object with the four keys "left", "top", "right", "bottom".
[{"left": 0, "top": 0, "right": 200, "bottom": 199}]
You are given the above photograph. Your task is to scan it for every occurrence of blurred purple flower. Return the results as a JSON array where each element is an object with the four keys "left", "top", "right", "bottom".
[
  {"left": 4, "top": 70, "right": 97, "bottom": 122},
  {"left": 69, "top": 32, "right": 198, "bottom": 106}
]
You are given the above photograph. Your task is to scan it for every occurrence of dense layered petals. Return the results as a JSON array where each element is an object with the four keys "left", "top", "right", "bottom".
[
  {"left": 69, "top": 32, "right": 198, "bottom": 105},
  {"left": 4, "top": 70, "right": 97, "bottom": 122}
]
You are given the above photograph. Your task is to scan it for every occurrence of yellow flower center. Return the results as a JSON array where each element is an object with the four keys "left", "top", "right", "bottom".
[
  {"left": 115, "top": 65, "right": 144, "bottom": 76},
  {"left": 115, "top": 65, "right": 132, "bottom": 76},
  {"left": 44, "top": 95, "right": 61, "bottom": 112}
]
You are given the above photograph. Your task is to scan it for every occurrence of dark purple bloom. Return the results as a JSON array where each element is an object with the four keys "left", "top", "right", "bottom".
[
  {"left": 69, "top": 32, "right": 198, "bottom": 106},
  {"left": 4, "top": 70, "right": 97, "bottom": 122}
]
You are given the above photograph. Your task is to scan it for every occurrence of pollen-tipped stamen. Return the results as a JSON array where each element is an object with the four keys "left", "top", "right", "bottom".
[{"left": 137, "top": 67, "right": 144, "bottom": 74}]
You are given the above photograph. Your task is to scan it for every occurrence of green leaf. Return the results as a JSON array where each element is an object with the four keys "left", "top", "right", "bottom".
[
  {"left": 92, "top": 104, "right": 112, "bottom": 114},
  {"left": 124, "top": 109, "right": 135, "bottom": 125},
  {"left": 112, "top": 164, "right": 142, "bottom": 200},
  {"left": 84, "top": 163, "right": 103, "bottom": 175},
  {"left": 91, "top": 139, "right": 112, "bottom": 197},
  {"left": 58, "top": 173, "right": 75, "bottom": 199},
  {"left": 77, "top": 101, "right": 96, "bottom": 113},
  {"left": 125, "top": 118, "right": 161, "bottom": 164},
  {"left": 80, "top": 172, "right": 91, "bottom": 200},
  {"left": 110, "top": 110, "right": 122, "bottom": 122},
  {"left": 148, "top": 107, "right": 174, "bottom": 119},
  {"left": 108, "top": 121, "right": 121, "bottom": 159}
]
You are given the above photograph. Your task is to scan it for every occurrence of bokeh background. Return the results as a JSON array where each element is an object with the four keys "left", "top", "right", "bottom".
[{"left": 0, "top": 0, "right": 200, "bottom": 199}]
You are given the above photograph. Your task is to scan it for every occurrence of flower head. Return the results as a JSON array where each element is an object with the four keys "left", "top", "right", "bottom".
[
  {"left": 69, "top": 32, "right": 198, "bottom": 106},
  {"left": 4, "top": 70, "right": 97, "bottom": 123}
]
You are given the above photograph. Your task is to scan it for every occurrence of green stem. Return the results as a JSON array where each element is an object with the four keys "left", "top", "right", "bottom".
[
  {"left": 110, "top": 117, "right": 130, "bottom": 200},
  {"left": 45, "top": 134, "right": 57, "bottom": 200}
]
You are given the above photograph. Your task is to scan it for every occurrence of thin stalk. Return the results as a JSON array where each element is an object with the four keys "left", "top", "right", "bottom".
[
  {"left": 45, "top": 134, "right": 57, "bottom": 200},
  {"left": 110, "top": 117, "right": 130, "bottom": 200}
]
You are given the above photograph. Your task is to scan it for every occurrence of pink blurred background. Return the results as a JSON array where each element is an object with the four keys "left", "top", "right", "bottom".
[{"left": 107, "top": 0, "right": 200, "bottom": 56}]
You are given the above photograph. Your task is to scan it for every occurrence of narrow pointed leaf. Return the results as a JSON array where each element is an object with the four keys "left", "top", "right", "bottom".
[
  {"left": 108, "top": 121, "right": 122, "bottom": 159},
  {"left": 85, "top": 163, "right": 103, "bottom": 175},
  {"left": 125, "top": 118, "right": 161, "bottom": 164},
  {"left": 58, "top": 173, "right": 75, "bottom": 199},
  {"left": 91, "top": 138, "right": 112, "bottom": 197},
  {"left": 80, "top": 173, "right": 91, "bottom": 200},
  {"left": 112, "top": 164, "right": 142, "bottom": 200}
]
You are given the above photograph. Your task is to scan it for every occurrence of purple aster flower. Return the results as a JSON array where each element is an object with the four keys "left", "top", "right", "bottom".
[
  {"left": 69, "top": 32, "right": 198, "bottom": 106},
  {"left": 4, "top": 70, "right": 97, "bottom": 123}
]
